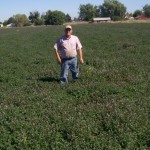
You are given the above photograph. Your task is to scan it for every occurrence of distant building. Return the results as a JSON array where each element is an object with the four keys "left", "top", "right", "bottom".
[
  {"left": 0, "top": 24, "right": 3, "bottom": 27},
  {"left": 92, "top": 17, "right": 111, "bottom": 22},
  {"left": 128, "top": 17, "right": 134, "bottom": 20},
  {"left": 7, "top": 23, "right": 16, "bottom": 27},
  {"left": 135, "top": 16, "right": 149, "bottom": 20}
]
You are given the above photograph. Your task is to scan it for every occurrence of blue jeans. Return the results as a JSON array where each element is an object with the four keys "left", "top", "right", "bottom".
[{"left": 60, "top": 57, "right": 79, "bottom": 84}]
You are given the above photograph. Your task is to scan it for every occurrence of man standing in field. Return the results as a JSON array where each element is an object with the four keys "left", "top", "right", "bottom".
[{"left": 54, "top": 25, "right": 84, "bottom": 84}]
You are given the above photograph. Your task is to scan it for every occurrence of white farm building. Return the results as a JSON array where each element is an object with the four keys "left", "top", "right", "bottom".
[
  {"left": 0, "top": 24, "right": 3, "bottom": 27},
  {"left": 7, "top": 23, "right": 16, "bottom": 27},
  {"left": 92, "top": 17, "right": 111, "bottom": 22}
]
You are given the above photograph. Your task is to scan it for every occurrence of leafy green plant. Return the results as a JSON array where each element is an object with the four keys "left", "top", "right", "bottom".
[{"left": 0, "top": 23, "right": 150, "bottom": 149}]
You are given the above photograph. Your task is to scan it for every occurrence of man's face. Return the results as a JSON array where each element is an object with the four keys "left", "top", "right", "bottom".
[{"left": 65, "top": 28, "right": 72, "bottom": 36}]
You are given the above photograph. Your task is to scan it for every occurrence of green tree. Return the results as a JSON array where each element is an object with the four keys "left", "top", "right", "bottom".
[
  {"left": 95, "top": 5, "right": 101, "bottom": 17},
  {"left": 14, "top": 14, "right": 29, "bottom": 27},
  {"left": 65, "top": 14, "right": 72, "bottom": 22},
  {"left": 79, "top": 4, "right": 97, "bottom": 21},
  {"left": 100, "top": 0, "right": 126, "bottom": 20},
  {"left": 3, "top": 20, "right": 8, "bottom": 26},
  {"left": 29, "top": 11, "right": 40, "bottom": 24},
  {"left": 2, "top": 17, "right": 16, "bottom": 26},
  {"left": 133, "top": 10, "right": 143, "bottom": 18},
  {"left": 51, "top": 11, "right": 65, "bottom": 25},
  {"left": 44, "top": 10, "right": 52, "bottom": 25},
  {"left": 7, "top": 17, "right": 16, "bottom": 24},
  {"left": 73, "top": 17, "right": 79, "bottom": 21},
  {"left": 34, "top": 18, "right": 45, "bottom": 25},
  {"left": 143, "top": 4, "right": 150, "bottom": 17},
  {"left": 44, "top": 10, "right": 65, "bottom": 25}
]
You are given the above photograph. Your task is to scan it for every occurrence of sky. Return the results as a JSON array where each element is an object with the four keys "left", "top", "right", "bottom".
[{"left": 0, "top": 0, "right": 150, "bottom": 22}]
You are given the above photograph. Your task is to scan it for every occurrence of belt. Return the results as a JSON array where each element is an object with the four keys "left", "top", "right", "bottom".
[{"left": 62, "top": 57, "right": 76, "bottom": 61}]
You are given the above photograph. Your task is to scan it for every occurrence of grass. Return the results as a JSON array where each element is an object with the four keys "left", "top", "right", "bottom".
[{"left": 0, "top": 23, "right": 150, "bottom": 149}]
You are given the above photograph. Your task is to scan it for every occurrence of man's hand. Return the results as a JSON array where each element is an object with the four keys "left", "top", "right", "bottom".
[
  {"left": 58, "top": 59, "right": 62, "bottom": 64},
  {"left": 80, "top": 58, "right": 84, "bottom": 64},
  {"left": 78, "top": 49, "right": 84, "bottom": 64}
]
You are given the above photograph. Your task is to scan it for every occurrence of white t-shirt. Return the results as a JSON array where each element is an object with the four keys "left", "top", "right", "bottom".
[{"left": 54, "top": 35, "right": 82, "bottom": 59}]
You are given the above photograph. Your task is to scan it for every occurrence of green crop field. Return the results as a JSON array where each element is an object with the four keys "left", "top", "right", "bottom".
[{"left": 0, "top": 23, "right": 150, "bottom": 149}]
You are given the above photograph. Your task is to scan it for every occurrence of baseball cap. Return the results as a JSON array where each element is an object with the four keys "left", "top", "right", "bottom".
[{"left": 65, "top": 25, "right": 72, "bottom": 30}]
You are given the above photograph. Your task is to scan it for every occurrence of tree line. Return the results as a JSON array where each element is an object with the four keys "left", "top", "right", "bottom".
[
  {"left": 79, "top": 1, "right": 150, "bottom": 21},
  {"left": 0, "top": 0, "right": 150, "bottom": 27},
  {"left": 1, "top": 10, "right": 71, "bottom": 27}
]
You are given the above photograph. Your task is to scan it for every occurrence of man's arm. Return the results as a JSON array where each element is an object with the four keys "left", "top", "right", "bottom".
[
  {"left": 76, "top": 36, "right": 84, "bottom": 64},
  {"left": 54, "top": 48, "right": 62, "bottom": 64},
  {"left": 77, "top": 48, "right": 84, "bottom": 64}
]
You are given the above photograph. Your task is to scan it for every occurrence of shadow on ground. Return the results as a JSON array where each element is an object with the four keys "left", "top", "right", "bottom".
[{"left": 37, "top": 76, "right": 59, "bottom": 83}]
